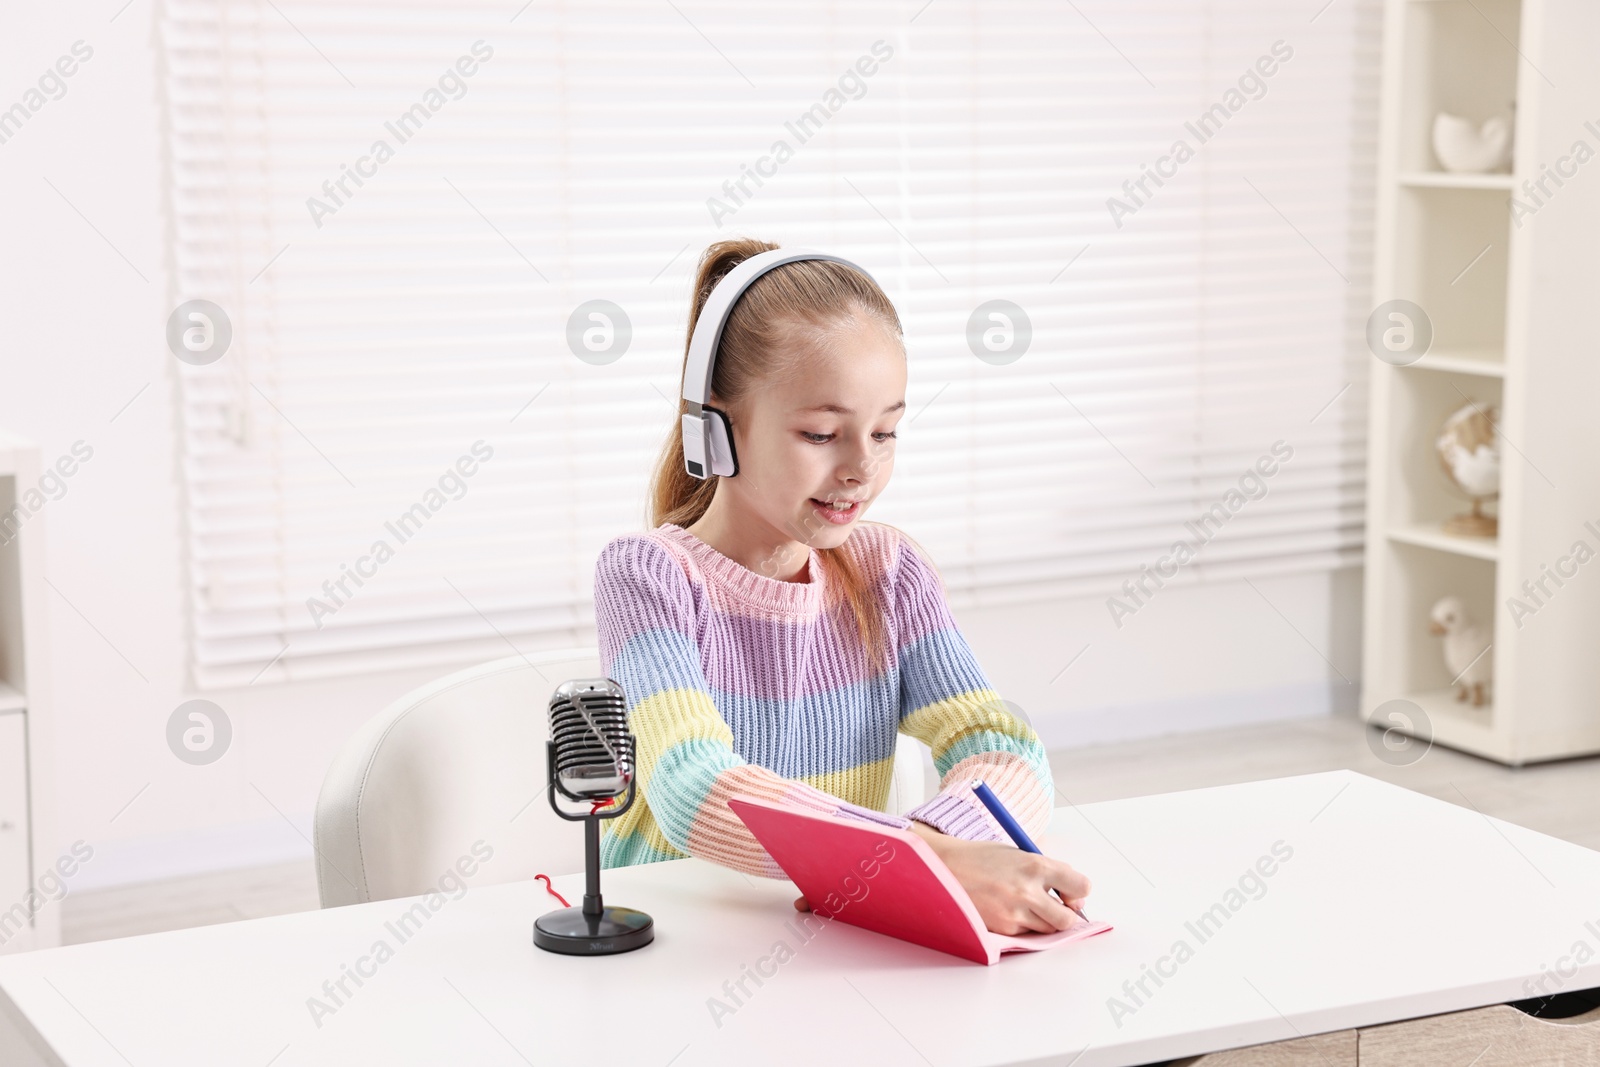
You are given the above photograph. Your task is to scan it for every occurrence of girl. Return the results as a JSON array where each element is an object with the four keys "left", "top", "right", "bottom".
[{"left": 592, "top": 237, "right": 1091, "bottom": 936}]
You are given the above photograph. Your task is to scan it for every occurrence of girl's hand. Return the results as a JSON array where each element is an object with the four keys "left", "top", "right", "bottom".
[
  {"left": 791, "top": 823, "right": 1092, "bottom": 936},
  {"left": 907, "top": 821, "right": 1091, "bottom": 935}
]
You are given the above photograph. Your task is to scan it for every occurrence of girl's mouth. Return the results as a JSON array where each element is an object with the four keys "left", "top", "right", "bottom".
[{"left": 811, "top": 498, "right": 861, "bottom": 524}]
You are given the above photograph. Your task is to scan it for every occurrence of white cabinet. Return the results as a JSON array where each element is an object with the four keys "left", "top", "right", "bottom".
[
  {"left": 0, "top": 714, "right": 29, "bottom": 948},
  {"left": 1362, "top": 0, "right": 1600, "bottom": 763},
  {"left": 0, "top": 434, "right": 55, "bottom": 953}
]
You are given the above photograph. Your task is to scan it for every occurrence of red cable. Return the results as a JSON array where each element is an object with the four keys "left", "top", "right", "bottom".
[{"left": 534, "top": 874, "right": 570, "bottom": 908}]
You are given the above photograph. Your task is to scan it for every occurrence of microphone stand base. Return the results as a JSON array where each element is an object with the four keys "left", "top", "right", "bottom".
[{"left": 533, "top": 906, "right": 654, "bottom": 956}]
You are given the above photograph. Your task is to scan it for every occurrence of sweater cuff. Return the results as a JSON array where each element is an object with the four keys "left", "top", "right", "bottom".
[
  {"left": 904, "top": 783, "right": 1006, "bottom": 842},
  {"left": 830, "top": 800, "right": 913, "bottom": 831}
]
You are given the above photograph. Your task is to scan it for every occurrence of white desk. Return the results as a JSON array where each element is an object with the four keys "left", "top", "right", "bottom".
[{"left": 3, "top": 769, "right": 1599, "bottom": 1066}]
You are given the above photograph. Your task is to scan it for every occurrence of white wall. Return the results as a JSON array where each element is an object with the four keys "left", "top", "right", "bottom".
[
  {"left": 0, "top": 4, "right": 1362, "bottom": 897},
  {"left": 962, "top": 568, "right": 1363, "bottom": 750}
]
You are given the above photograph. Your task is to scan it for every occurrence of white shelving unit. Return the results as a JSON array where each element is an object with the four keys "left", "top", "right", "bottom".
[
  {"left": 1362, "top": 0, "right": 1600, "bottom": 764},
  {"left": 0, "top": 433, "right": 58, "bottom": 953}
]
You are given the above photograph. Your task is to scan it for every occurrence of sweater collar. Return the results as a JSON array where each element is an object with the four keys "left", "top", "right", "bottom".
[{"left": 657, "top": 523, "right": 825, "bottom": 612}]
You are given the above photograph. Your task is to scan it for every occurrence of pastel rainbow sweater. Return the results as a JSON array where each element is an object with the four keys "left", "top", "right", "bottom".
[{"left": 592, "top": 520, "right": 1054, "bottom": 878}]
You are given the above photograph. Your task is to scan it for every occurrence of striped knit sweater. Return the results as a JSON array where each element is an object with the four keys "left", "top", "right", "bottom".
[{"left": 592, "top": 520, "right": 1054, "bottom": 878}]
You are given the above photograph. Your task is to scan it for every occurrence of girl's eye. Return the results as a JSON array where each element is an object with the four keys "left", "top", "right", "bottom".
[{"left": 800, "top": 431, "right": 899, "bottom": 443}]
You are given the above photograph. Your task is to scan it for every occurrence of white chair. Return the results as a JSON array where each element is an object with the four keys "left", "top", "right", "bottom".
[{"left": 312, "top": 648, "right": 935, "bottom": 907}]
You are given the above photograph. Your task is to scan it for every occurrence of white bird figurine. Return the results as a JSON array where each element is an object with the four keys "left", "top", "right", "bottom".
[{"left": 1429, "top": 596, "right": 1492, "bottom": 706}]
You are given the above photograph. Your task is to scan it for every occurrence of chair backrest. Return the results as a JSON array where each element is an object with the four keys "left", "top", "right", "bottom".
[{"left": 312, "top": 648, "right": 934, "bottom": 907}]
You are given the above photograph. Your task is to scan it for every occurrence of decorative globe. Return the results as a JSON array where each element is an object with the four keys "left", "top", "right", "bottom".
[{"left": 1434, "top": 400, "right": 1499, "bottom": 537}]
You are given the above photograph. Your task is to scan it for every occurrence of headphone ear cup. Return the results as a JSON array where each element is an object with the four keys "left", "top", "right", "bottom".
[
  {"left": 704, "top": 405, "right": 739, "bottom": 477},
  {"left": 681, "top": 412, "right": 711, "bottom": 479}
]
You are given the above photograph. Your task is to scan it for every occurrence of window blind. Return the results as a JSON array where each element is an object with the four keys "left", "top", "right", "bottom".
[{"left": 160, "top": 0, "right": 1378, "bottom": 688}]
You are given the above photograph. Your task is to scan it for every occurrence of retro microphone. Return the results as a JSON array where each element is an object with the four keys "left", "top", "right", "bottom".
[{"left": 532, "top": 678, "right": 655, "bottom": 955}]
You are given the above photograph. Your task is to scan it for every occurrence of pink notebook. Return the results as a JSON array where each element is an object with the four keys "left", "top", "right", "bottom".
[{"left": 728, "top": 794, "right": 1113, "bottom": 965}]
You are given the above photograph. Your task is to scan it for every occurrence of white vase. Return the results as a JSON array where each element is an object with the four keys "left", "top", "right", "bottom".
[{"left": 1432, "top": 111, "right": 1513, "bottom": 173}]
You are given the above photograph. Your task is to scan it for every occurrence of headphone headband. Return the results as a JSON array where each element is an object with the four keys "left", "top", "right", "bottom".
[
  {"left": 679, "top": 247, "right": 876, "bottom": 480},
  {"left": 681, "top": 248, "right": 872, "bottom": 411}
]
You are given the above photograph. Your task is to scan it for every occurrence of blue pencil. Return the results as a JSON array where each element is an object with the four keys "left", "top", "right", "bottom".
[{"left": 972, "top": 780, "right": 1090, "bottom": 923}]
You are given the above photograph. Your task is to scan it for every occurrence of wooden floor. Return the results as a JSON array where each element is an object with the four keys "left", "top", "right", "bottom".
[{"left": 61, "top": 710, "right": 1600, "bottom": 945}]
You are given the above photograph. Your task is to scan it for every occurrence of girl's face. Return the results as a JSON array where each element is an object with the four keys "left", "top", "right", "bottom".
[{"left": 720, "top": 314, "right": 906, "bottom": 554}]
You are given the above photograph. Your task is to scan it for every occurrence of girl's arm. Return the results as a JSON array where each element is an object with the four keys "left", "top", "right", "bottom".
[
  {"left": 594, "top": 535, "right": 908, "bottom": 879},
  {"left": 891, "top": 534, "right": 1056, "bottom": 843}
]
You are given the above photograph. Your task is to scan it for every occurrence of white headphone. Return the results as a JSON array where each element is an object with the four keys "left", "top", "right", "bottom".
[{"left": 680, "top": 248, "right": 876, "bottom": 480}]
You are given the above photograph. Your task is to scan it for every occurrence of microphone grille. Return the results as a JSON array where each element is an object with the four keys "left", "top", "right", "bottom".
[{"left": 549, "top": 678, "right": 634, "bottom": 799}]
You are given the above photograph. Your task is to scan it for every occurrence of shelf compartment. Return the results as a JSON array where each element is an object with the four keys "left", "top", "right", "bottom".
[
  {"left": 1393, "top": 186, "right": 1511, "bottom": 354},
  {"left": 1371, "top": 540, "right": 1497, "bottom": 703},
  {"left": 1398, "top": 0, "right": 1521, "bottom": 174},
  {"left": 1383, "top": 369, "right": 1502, "bottom": 533},
  {"left": 0, "top": 683, "right": 22, "bottom": 715}
]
